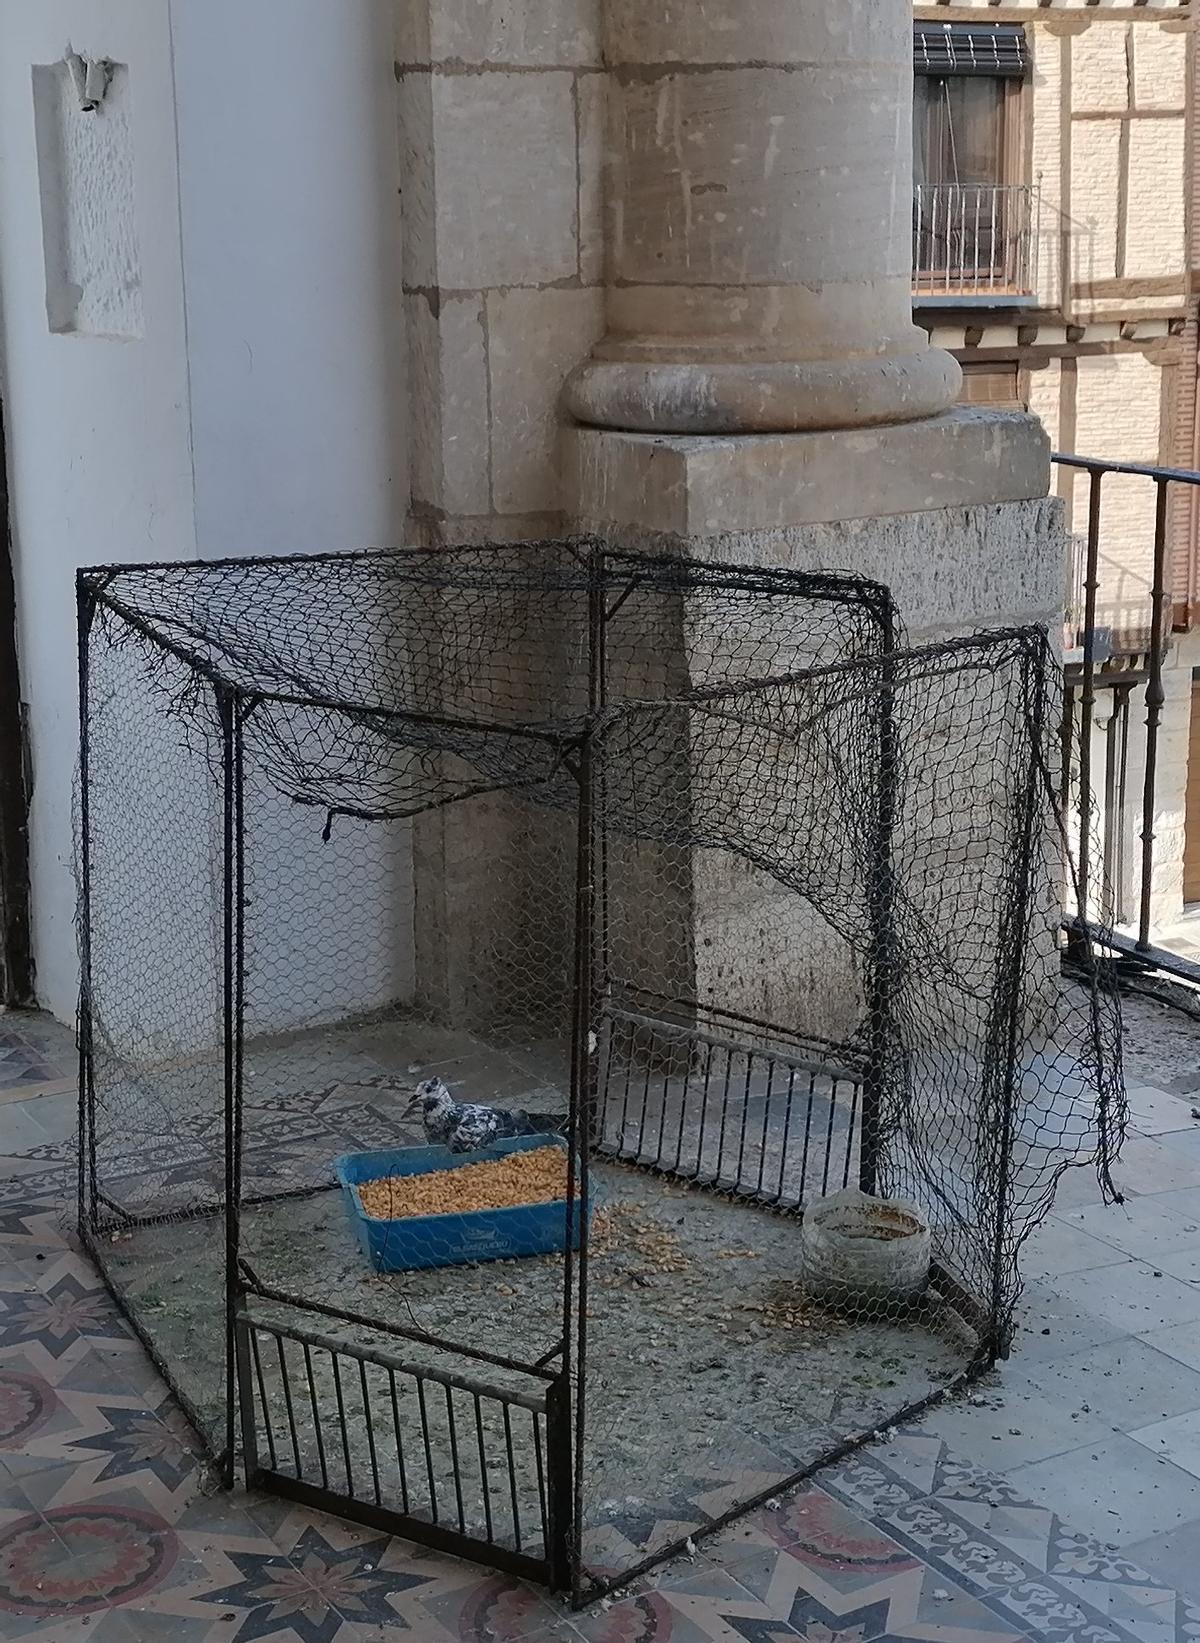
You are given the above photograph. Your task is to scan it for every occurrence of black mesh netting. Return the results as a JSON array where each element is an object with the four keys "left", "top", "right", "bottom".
[{"left": 76, "top": 541, "right": 1122, "bottom": 1604}]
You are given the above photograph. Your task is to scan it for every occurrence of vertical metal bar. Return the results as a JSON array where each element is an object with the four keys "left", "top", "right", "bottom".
[
  {"left": 218, "top": 686, "right": 244, "bottom": 1489},
  {"left": 799, "top": 1071, "right": 817, "bottom": 1200},
  {"left": 276, "top": 1334, "right": 303, "bottom": 1477},
  {"left": 990, "top": 186, "right": 1000, "bottom": 290},
  {"left": 635, "top": 1056, "right": 652, "bottom": 1160},
  {"left": 1138, "top": 477, "right": 1171, "bottom": 950},
  {"left": 502, "top": 1402, "right": 523, "bottom": 1553},
  {"left": 1102, "top": 695, "right": 1122, "bottom": 922},
  {"left": 820, "top": 1076, "right": 839, "bottom": 1195},
  {"left": 248, "top": 1325, "right": 277, "bottom": 1471},
  {"left": 655, "top": 1058, "right": 670, "bottom": 1167},
  {"left": 958, "top": 185, "right": 967, "bottom": 289},
  {"left": 545, "top": 1374, "right": 572, "bottom": 1595},
  {"left": 76, "top": 578, "right": 99, "bottom": 1240},
  {"left": 973, "top": 186, "right": 982, "bottom": 291},
  {"left": 988, "top": 635, "right": 1051, "bottom": 1357},
  {"left": 930, "top": 186, "right": 941, "bottom": 293},
  {"left": 694, "top": 1040, "right": 714, "bottom": 1179},
  {"left": 1076, "top": 472, "right": 1104, "bottom": 924},
  {"left": 914, "top": 185, "right": 925, "bottom": 295},
  {"left": 359, "top": 1359, "right": 382, "bottom": 1505},
  {"left": 331, "top": 1350, "right": 354, "bottom": 1494},
  {"left": 1116, "top": 684, "right": 1133, "bottom": 925},
  {"left": 473, "top": 1393, "right": 495, "bottom": 1543},
  {"left": 302, "top": 1341, "right": 329, "bottom": 1489},
  {"left": 776, "top": 1066, "right": 797, "bottom": 1204},
  {"left": 416, "top": 1376, "right": 439, "bottom": 1523},
  {"left": 735, "top": 1052, "right": 754, "bottom": 1188},
  {"left": 715, "top": 1047, "right": 734, "bottom": 1184},
  {"left": 861, "top": 596, "right": 900, "bottom": 1197},
  {"left": 841, "top": 1079, "right": 861, "bottom": 1190},
  {"left": 235, "top": 1316, "right": 262, "bottom": 1485},
  {"left": 532, "top": 1409, "right": 549, "bottom": 1557},
  {"left": 755, "top": 1061, "right": 775, "bottom": 1197},
  {"left": 445, "top": 1384, "right": 466, "bottom": 1532},
  {"left": 387, "top": 1368, "right": 411, "bottom": 1515}
]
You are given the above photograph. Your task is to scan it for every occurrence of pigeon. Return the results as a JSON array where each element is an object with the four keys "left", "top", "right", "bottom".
[{"left": 407, "top": 1077, "right": 565, "bottom": 1154}]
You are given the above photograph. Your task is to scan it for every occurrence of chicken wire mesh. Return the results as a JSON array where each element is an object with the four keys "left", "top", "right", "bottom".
[{"left": 76, "top": 542, "right": 1122, "bottom": 1604}]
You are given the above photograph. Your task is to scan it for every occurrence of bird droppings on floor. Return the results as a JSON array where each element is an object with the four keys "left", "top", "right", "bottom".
[{"left": 101, "top": 1155, "right": 976, "bottom": 1572}]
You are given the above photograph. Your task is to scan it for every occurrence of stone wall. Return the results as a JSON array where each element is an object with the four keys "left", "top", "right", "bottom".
[{"left": 395, "top": 0, "right": 605, "bottom": 543}]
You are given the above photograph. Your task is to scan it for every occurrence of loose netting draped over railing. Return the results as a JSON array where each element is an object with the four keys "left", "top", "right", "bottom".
[{"left": 76, "top": 542, "right": 1122, "bottom": 1605}]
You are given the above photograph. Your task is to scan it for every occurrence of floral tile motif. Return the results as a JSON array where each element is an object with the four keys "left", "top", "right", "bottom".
[
  {"left": 170, "top": 1521, "right": 433, "bottom": 1643},
  {"left": 0, "top": 1501, "right": 180, "bottom": 1619},
  {"left": 0, "top": 1267, "right": 132, "bottom": 1359}
]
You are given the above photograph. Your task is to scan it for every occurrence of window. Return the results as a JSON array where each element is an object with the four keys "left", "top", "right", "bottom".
[
  {"left": 957, "top": 363, "right": 1026, "bottom": 413},
  {"left": 913, "top": 24, "right": 1033, "bottom": 300}
]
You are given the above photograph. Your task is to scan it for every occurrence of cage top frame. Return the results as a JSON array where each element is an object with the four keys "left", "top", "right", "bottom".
[{"left": 76, "top": 539, "right": 900, "bottom": 741}]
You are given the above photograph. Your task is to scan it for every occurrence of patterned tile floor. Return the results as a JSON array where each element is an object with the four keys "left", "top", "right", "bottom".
[{"left": 4, "top": 1011, "right": 1200, "bottom": 1642}]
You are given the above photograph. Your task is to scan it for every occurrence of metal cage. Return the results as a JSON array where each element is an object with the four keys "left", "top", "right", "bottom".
[{"left": 76, "top": 541, "right": 1121, "bottom": 1605}]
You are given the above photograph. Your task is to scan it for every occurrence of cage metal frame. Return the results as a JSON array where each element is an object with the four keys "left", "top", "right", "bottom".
[{"left": 75, "top": 542, "right": 1067, "bottom": 1607}]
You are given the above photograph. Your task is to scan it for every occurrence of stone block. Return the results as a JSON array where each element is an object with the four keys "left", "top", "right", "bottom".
[
  {"left": 395, "top": 1, "right": 431, "bottom": 65},
  {"left": 603, "top": 0, "right": 906, "bottom": 67},
  {"left": 488, "top": 287, "right": 604, "bottom": 514},
  {"left": 608, "top": 64, "right": 908, "bottom": 290},
  {"left": 430, "top": 0, "right": 599, "bottom": 66},
  {"left": 428, "top": 72, "right": 579, "bottom": 287},
  {"left": 566, "top": 414, "right": 1063, "bottom": 640},
  {"left": 577, "top": 70, "right": 606, "bottom": 286},
  {"left": 397, "top": 71, "right": 437, "bottom": 288},
  {"left": 566, "top": 410, "right": 1051, "bottom": 535},
  {"left": 406, "top": 292, "right": 491, "bottom": 515}
]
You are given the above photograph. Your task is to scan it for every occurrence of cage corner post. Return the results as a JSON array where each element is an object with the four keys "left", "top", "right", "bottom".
[
  {"left": 217, "top": 684, "right": 249, "bottom": 1490},
  {"left": 861, "top": 606, "right": 901, "bottom": 1199},
  {"left": 989, "top": 632, "right": 1052, "bottom": 1363},
  {"left": 76, "top": 572, "right": 101, "bottom": 1244},
  {"left": 562, "top": 714, "right": 605, "bottom": 1605}
]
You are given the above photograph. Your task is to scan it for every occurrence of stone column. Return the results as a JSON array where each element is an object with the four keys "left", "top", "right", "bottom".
[
  {"left": 561, "top": 0, "right": 1066, "bottom": 1069},
  {"left": 565, "top": 0, "right": 961, "bottom": 435}
]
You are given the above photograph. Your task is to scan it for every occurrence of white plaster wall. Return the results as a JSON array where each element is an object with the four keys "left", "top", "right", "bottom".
[
  {"left": 0, "top": 0, "right": 412, "bottom": 1026},
  {"left": 170, "top": 0, "right": 414, "bottom": 1031},
  {"left": 0, "top": 0, "right": 196, "bottom": 1024}
]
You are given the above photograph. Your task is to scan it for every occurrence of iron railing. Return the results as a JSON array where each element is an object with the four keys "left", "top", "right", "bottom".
[
  {"left": 1057, "top": 453, "right": 1200, "bottom": 982},
  {"left": 913, "top": 183, "right": 1039, "bottom": 300}
]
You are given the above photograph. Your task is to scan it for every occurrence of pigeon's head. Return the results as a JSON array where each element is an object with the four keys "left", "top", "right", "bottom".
[{"left": 409, "top": 1077, "right": 453, "bottom": 1117}]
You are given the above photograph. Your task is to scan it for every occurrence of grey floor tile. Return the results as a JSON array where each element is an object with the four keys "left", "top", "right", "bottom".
[
  {"left": 1045, "top": 1260, "right": 1200, "bottom": 1335},
  {"left": 1106, "top": 1137, "right": 1200, "bottom": 1198},
  {"left": 916, "top": 1367, "right": 1115, "bottom": 1471},
  {"left": 1126, "top": 1084, "right": 1200, "bottom": 1137},
  {"left": 1018, "top": 1335, "right": 1200, "bottom": 1429},
  {"left": 1129, "top": 1407, "right": 1200, "bottom": 1478},
  {"left": 1019, "top": 1214, "right": 1135, "bottom": 1280},
  {"left": 1138, "top": 1319, "right": 1200, "bottom": 1372},
  {"left": 1011, "top": 1281, "right": 1129, "bottom": 1362},
  {"left": 1119, "top": 1521, "right": 1200, "bottom": 1604},
  {"left": 1141, "top": 1187, "right": 1200, "bottom": 1221},
  {"left": 1054, "top": 1198, "right": 1200, "bottom": 1261},
  {"left": 1005, "top": 1433, "right": 1200, "bottom": 1546}
]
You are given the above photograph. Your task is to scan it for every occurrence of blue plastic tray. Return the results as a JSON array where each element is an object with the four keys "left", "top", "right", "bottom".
[{"left": 335, "top": 1136, "right": 588, "bottom": 1273}]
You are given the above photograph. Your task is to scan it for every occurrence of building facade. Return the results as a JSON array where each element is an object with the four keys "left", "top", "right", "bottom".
[{"left": 912, "top": 0, "right": 1197, "bottom": 933}]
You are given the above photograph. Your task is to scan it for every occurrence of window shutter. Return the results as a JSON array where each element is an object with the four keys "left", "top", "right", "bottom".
[
  {"left": 914, "top": 23, "right": 1030, "bottom": 79},
  {"left": 958, "top": 365, "right": 1026, "bottom": 413}
]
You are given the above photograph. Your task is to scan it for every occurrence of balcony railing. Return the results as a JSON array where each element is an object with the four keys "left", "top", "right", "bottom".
[
  {"left": 912, "top": 183, "right": 1038, "bottom": 301},
  {"left": 1058, "top": 454, "right": 1200, "bottom": 982}
]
